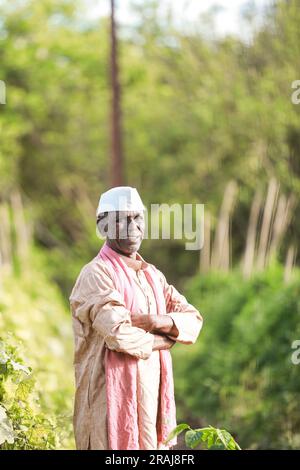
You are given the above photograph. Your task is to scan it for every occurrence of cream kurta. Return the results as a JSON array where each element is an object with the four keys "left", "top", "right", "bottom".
[{"left": 69, "top": 250, "right": 203, "bottom": 450}]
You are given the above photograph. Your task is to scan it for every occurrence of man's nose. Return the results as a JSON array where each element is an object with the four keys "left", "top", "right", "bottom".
[{"left": 127, "top": 218, "right": 140, "bottom": 234}]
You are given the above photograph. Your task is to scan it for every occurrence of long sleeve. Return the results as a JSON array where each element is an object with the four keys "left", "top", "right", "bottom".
[
  {"left": 69, "top": 263, "right": 154, "bottom": 359},
  {"left": 157, "top": 269, "right": 203, "bottom": 344}
]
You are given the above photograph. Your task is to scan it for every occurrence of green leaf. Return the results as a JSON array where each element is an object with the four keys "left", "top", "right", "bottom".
[
  {"left": 0, "top": 350, "right": 9, "bottom": 365},
  {"left": 0, "top": 405, "right": 15, "bottom": 445},
  {"left": 164, "top": 423, "right": 190, "bottom": 444},
  {"left": 15, "top": 378, "right": 34, "bottom": 402},
  {"left": 171, "top": 424, "right": 241, "bottom": 451},
  {"left": 185, "top": 429, "right": 204, "bottom": 449},
  {"left": 10, "top": 360, "right": 31, "bottom": 375}
]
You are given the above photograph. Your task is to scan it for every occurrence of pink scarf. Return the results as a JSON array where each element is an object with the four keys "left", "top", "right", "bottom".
[{"left": 97, "top": 241, "right": 177, "bottom": 450}]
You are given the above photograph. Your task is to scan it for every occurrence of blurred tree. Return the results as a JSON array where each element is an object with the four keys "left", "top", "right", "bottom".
[
  {"left": 110, "top": 0, "right": 124, "bottom": 186},
  {"left": 0, "top": 0, "right": 299, "bottom": 292}
]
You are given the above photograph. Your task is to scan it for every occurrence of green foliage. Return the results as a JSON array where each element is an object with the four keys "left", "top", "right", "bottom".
[
  {"left": 165, "top": 423, "right": 241, "bottom": 450},
  {"left": 0, "top": 337, "right": 58, "bottom": 449},
  {"left": 0, "top": 248, "right": 75, "bottom": 449},
  {"left": 172, "top": 260, "right": 300, "bottom": 449},
  {"left": 1, "top": 0, "right": 300, "bottom": 295}
]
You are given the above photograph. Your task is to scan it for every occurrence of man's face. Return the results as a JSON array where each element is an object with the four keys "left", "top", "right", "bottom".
[{"left": 97, "top": 210, "right": 145, "bottom": 256}]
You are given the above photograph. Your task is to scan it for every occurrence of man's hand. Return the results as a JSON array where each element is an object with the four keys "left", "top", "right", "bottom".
[
  {"left": 131, "top": 314, "right": 179, "bottom": 338},
  {"left": 131, "top": 314, "right": 156, "bottom": 332},
  {"left": 152, "top": 334, "right": 176, "bottom": 351}
]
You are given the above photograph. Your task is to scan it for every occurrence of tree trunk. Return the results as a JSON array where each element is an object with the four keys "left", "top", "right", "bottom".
[{"left": 110, "top": 0, "right": 124, "bottom": 187}]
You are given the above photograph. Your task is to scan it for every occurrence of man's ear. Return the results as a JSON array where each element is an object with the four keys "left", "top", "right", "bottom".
[{"left": 97, "top": 212, "right": 109, "bottom": 237}]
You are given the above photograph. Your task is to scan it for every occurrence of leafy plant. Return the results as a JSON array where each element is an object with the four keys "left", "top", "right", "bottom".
[
  {"left": 0, "top": 337, "right": 58, "bottom": 449},
  {"left": 0, "top": 260, "right": 75, "bottom": 449},
  {"left": 165, "top": 423, "right": 241, "bottom": 450}
]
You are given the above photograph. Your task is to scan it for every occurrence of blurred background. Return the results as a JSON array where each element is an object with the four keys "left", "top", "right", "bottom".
[{"left": 0, "top": 0, "right": 300, "bottom": 450}]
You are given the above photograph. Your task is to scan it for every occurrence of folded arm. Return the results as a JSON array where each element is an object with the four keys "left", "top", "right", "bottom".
[
  {"left": 155, "top": 269, "right": 203, "bottom": 344},
  {"left": 131, "top": 269, "right": 203, "bottom": 345},
  {"left": 70, "top": 263, "right": 155, "bottom": 359},
  {"left": 152, "top": 333, "right": 176, "bottom": 351}
]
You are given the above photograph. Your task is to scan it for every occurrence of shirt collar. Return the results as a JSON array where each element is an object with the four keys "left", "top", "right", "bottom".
[{"left": 119, "top": 251, "right": 149, "bottom": 272}]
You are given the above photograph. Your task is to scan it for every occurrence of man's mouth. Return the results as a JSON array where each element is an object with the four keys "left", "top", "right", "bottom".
[{"left": 127, "top": 237, "right": 141, "bottom": 244}]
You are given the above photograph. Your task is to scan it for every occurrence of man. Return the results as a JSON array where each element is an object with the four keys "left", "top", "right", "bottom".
[{"left": 69, "top": 186, "right": 203, "bottom": 450}]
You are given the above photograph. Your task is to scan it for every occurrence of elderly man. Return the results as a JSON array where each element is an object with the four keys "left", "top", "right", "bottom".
[{"left": 69, "top": 186, "right": 203, "bottom": 450}]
